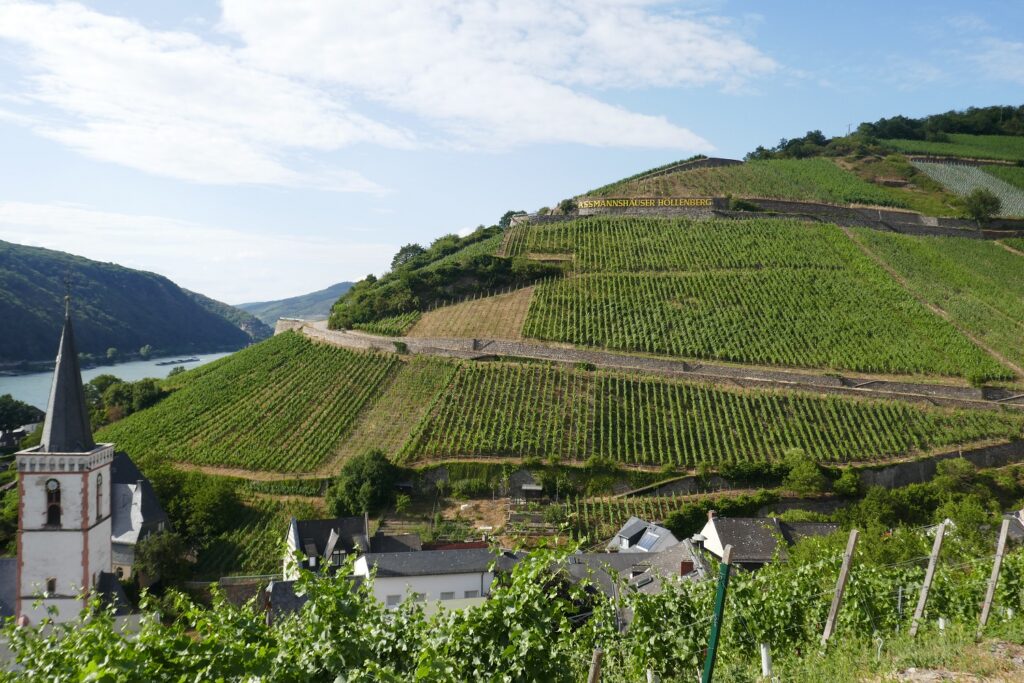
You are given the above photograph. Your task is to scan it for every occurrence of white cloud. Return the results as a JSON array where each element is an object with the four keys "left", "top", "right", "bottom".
[
  {"left": 969, "top": 38, "right": 1024, "bottom": 86},
  {"left": 0, "top": 2, "right": 409, "bottom": 192},
  {"left": 222, "top": 0, "right": 775, "bottom": 148},
  {"left": 0, "top": 1, "right": 778, "bottom": 187},
  {"left": 0, "top": 201, "right": 394, "bottom": 303}
]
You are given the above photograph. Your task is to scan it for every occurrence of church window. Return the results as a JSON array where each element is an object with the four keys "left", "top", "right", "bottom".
[
  {"left": 96, "top": 473, "right": 103, "bottom": 520},
  {"left": 45, "top": 578, "right": 56, "bottom": 594},
  {"left": 45, "top": 479, "right": 61, "bottom": 527}
]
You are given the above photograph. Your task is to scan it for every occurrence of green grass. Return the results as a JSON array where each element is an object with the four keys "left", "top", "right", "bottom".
[
  {"left": 1004, "top": 238, "right": 1024, "bottom": 252},
  {"left": 517, "top": 218, "right": 1009, "bottom": 380},
  {"left": 98, "top": 332, "right": 399, "bottom": 472},
  {"left": 594, "top": 158, "right": 913, "bottom": 207},
  {"left": 404, "top": 361, "right": 1023, "bottom": 467},
  {"left": 851, "top": 230, "right": 1024, "bottom": 374},
  {"left": 984, "top": 164, "right": 1024, "bottom": 190},
  {"left": 883, "top": 134, "right": 1024, "bottom": 162}
]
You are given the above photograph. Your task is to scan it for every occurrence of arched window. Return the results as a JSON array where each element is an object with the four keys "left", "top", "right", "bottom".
[
  {"left": 45, "top": 479, "right": 61, "bottom": 527},
  {"left": 96, "top": 473, "right": 103, "bottom": 521}
]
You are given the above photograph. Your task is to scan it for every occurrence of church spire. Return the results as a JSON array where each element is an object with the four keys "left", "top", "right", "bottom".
[{"left": 39, "top": 294, "right": 95, "bottom": 453}]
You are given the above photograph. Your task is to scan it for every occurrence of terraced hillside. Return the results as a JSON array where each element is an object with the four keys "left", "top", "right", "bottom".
[
  {"left": 510, "top": 218, "right": 1013, "bottom": 381},
  {"left": 882, "top": 134, "right": 1024, "bottom": 162},
  {"left": 103, "top": 332, "right": 1024, "bottom": 475}
]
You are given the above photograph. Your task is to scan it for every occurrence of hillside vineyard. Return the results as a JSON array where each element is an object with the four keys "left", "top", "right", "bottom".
[
  {"left": 513, "top": 218, "right": 1013, "bottom": 380},
  {"left": 100, "top": 332, "right": 1024, "bottom": 473}
]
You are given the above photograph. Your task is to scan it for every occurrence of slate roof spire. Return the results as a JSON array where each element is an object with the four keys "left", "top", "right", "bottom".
[{"left": 39, "top": 294, "right": 95, "bottom": 453}]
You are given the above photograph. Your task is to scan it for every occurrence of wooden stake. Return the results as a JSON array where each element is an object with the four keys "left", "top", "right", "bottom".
[
  {"left": 910, "top": 521, "right": 947, "bottom": 637},
  {"left": 822, "top": 529, "right": 859, "bottom": 647},
  {"left": 701, "top": 545, "right": 733, "bottom": 683},
  {"left": 587, "top": 648, "right": 603, "bottom": 683},
  {"left": 978, "top": 518, "right": 1011, "bottom": 637}
]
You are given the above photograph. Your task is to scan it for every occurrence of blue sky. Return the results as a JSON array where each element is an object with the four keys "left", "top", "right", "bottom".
[{"left": 0, "top": 1, "right": 1021, "bottom": 303}]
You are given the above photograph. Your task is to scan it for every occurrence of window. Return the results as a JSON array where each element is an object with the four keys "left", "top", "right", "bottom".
[
  {"left": 464, "top": 590, "right": 479, "bottom": 599},
  {"left": 386, "top": 595, "right": 401, "bottom": 607},
  {"left": 115, "top": 567, "right": 124, "bottom": 580},
  {"left": 96, "top": 473, "right": 103, "bottom": 521},
  {"left": 440, "top": 592, "right": 455, "bottom": 601},
  {"left": 45, "top": 479, "right": 61, "bottom": 527},
  {"left": 45, "top": 578, "right": 56, "bottom": 594},
  {"left": 331, "top": 550, "right": 344, "bottom": 566}
]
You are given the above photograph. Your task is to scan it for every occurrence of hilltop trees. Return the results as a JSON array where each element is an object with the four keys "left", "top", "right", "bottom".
[
  {"left": 0, "top": 394, "right": 41, "bottom": 432},
  {"left": 391, "top": 243, "right": 426, "bottom": 270}
]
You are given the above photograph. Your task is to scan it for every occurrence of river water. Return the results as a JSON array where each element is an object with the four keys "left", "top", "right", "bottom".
[{"left": 0, "top": 352, "right": 235, "bottom": 410}]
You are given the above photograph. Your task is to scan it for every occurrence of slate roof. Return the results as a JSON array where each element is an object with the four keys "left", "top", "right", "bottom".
[
  {"left": 0, "top": 558, "right": 15, "bottom": 618},
  {"left": 40, "top": 304, "right": 95, "bottom": 454},
  {"left": 111, "top": 452, "right": 170, "bottom": 544},
  {"left": 96, "top": 572, "right": 131, "bottom": 615},
  {"left": 709, "top": 518, "right": 839, "bottom": 564},
  {"left": 293, "top": 517, "right": 368, "bottom": 557},
  {"left": 361, "top": 548, "right": 502, "bottom": 577},
  {"left": 370, "top": 533, "right": 422, "bottom": 554},
  {"left": 606, "top": 516, "right": 679, "bottom": 553}
]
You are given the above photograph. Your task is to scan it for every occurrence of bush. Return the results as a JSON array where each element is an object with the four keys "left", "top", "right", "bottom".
[
  {"left": 962, "top": 187, "right": 1001, "bottom": 223},
  {"left": 833, "top": 469, "right": 861, "bottom": 498},
  {"left": 327, "top": 450, "right": 399, "bottom": 516},
  {"left": 782, "top": 448, "right": 828, "bottom": 495}
]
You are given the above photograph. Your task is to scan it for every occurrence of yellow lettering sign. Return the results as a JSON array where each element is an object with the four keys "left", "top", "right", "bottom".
[{"left": 578, "top": 197, "right": 714, "bottom": 209}]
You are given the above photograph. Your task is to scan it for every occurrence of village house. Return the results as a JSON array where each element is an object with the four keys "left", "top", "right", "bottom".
[{"left": 695, "top": 511, "right": 839, "bottom": 570}]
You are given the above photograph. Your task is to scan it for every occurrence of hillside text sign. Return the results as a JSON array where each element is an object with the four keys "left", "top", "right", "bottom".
[{"left": 578, "top": 197, "right": 713, "bottom": 209}]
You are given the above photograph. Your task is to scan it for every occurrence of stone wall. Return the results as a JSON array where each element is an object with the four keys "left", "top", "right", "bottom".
[{"left": 858, "top": 440, "right": 1024, "bottom": 489}]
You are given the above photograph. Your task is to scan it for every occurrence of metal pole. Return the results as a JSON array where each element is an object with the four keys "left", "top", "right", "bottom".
[
  {"left": 978, "top": 518, "right": 1011, "bottom": 637},
  {"left": 910, "top": 521, "right": 947, "bottom": 637},
  {"left": 759, "top": 642, "right": 772, "bottom": 679},
  {"left": 701, "top": 545, "right": 733, "bottom": 683},
  {"left": 822, "top": 529, "right": 859, "bottom": 646},
  {"left": 587, "top": 648, "right": 603, "bottom": 683}
]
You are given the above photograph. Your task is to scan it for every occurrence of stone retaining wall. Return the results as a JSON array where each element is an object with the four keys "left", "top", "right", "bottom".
[{"left": 284, "top": 323, "right": 1024, "bottom": 411}]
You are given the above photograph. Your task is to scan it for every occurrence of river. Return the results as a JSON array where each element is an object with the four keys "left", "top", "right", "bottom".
[{"left": 0, "top": 351, "right": 236, "bottom": 410}]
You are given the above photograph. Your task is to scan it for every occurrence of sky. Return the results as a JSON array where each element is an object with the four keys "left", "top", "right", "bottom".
[{"left": 0, "top": 1, "right": 1021, "bottom": 304}]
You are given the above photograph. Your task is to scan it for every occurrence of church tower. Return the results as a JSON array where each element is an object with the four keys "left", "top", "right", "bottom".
[{"left": 15, "top": 297, "right": 112, "bottom": 623}]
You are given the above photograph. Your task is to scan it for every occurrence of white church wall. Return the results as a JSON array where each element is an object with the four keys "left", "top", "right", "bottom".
[
  {"left": 20, "top": 531, "right": 86, "bottom": 599},
  {"left": 20, "top": 472, "right": 85, "bottom": 530}
]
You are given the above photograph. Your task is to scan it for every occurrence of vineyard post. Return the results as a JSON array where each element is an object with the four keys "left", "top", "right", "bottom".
[
  {"left": 977, "top": 518, "right": 1011, "bottom": 637},
  {"left": 821, "top": 529, "right": 859, "bottom": 647},
  {"left": 587, "top": 647, "right": 603, "bottom": 683},
  {"left": 759, "top": 642, "right": 772, "bottom": 679},
  {"left": 910, "top": 520, "right": 947, "bottom": 638},
  {"left": 701, "top": 544, "right": 733, "bottom": 683}
]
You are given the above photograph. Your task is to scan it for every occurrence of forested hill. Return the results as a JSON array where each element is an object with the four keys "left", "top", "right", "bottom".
[
  {"left": 0, "top": 240, "right": 269, "bottom": 363},
  {"left": 238, "top": 281, "right": 354, "bottom": 326}
]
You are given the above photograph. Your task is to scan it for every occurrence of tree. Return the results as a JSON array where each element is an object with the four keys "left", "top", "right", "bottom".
[
  {"left": 962, "top": 187, "right": 1001, "bottom": 224},
  {"left": 106, "top": 347, "right": 119, "bottom": 361},
  {"left": 833, "top": 469, "right": 860, "bottom": 498},
  {"left": 781, "top": 448, "right": 827, "bottom": 495},
  {"left": 327, "top": 449, "right": 398, "bottom": 516},
  {"left": 139, "top": 344, "right": 153, "bottom": 359},
  {"left": 556, "top": 198, "right": 578, "bottom": 215},
  {"left": 498, "top": 210, "right": 526, "bottom": 230},
  {"left": 0, "top": 394, "right": 41, "bottom": 432},
  {"left": 167, "top": 366, "right": 186, "bottom": 377},
  {"left": 391, "top": 243, "right": 426, "bottom": 270},
  {"left": 130, "top": 378, "right": 163, "bottom": 413},
  {"left": 134, "top": 531, "right": 190, "bottom": 587}
]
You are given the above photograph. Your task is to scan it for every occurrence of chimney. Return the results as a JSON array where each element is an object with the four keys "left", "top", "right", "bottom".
[
  {"left": 707, "top": 509, "right": 717, "bottom": 522},
  {"left": 679, "top": 560, "right": 694, "bottom": 576}
]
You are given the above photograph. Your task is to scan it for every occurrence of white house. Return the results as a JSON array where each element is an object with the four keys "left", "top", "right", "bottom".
[{"left": 353, "top": 548, "right": 500, "bottom": 608}]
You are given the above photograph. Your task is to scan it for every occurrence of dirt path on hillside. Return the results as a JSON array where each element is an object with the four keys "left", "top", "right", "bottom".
[
  {"left": 172, "top": 462, "right": 322, "bottom": 481},
  {"left": 842, "top": 227, "right": 1024, "bottom": 378}
]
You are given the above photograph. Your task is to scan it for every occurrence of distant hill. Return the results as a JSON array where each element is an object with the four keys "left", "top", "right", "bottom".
[
  {"left": 238, "top": 282, "right": 354, "bottom": 326},
  {"left": 0, "top": 240, "right": 268, "bottom": 363}
]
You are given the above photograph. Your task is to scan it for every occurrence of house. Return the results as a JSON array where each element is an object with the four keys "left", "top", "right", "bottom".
[
  {"left": 283, "top": 515, "right": 421, "bottom": 579},
  {"left": 110, "top": 452, "right": 170, "bottom": 581},
  {"left": 606, "top": 516, "right": 679, "bottom": 554},
  {"left": 354, "top": 547, "right": 515, "bottom": 608},
  {"left": 696, "top": 511, "right": 839, "bottom": 570}
]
